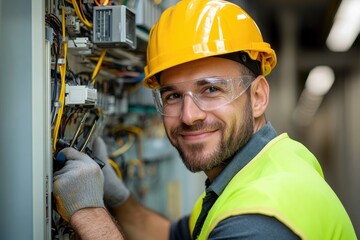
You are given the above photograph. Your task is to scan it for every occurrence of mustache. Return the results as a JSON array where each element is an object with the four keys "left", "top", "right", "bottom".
[{"left": 171, "top": 121, "right": 224, "bottom": 136}]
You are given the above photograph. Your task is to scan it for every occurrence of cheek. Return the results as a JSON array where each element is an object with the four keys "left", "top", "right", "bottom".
[
  {"left": 163, "top": 118, "right": 175, "bottom": 135},
  {"left": 214, "top": 101, "right": 248, "bottom": 132},
  {"left": 210, "top": 110, "right": 236, "bottom": 137},
  {"left": 224, "top": 113, "right": 241, "bottom": 135}
]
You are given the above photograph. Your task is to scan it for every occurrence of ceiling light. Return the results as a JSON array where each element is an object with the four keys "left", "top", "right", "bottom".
[
  {"left": 292, "top": 66, "right": 334, "bottom": 126},
  {"left": 305, "top": 66, "right": 335, "bottom": 96},
  {"left": 326, "top": 0, "right": 360, "bottom": 52}
]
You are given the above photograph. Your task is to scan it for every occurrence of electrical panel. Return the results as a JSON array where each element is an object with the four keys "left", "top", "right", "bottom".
[{"left": 44, "top": 1, "right": 200, "bottom": 239}]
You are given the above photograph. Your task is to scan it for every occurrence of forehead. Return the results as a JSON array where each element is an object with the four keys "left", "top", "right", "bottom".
[{"left": 160, "top": 57, "right": 242, "bottom": 85}]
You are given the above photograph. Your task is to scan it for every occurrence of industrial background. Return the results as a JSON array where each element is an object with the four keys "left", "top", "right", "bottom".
[{"left": 0, "top": 0, "right": 359, "bottom": 238}]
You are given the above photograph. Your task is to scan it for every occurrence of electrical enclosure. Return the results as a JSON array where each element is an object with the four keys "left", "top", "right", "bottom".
[{"left": 93, "top": 5, "right": 137, "bottom": 49}]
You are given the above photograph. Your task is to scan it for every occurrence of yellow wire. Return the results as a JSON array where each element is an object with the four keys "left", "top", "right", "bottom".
[
  {"left": 53, "top": 7, "right": 68, "bottom": 152},
  {"left": 91, "top": 49, "right": 107, "bottom": 85},
  {"left": 110, "top": 134, "right": 136, "bottom": 158},
  {"left": 71, "top": 0, "right": 93, "bottom": 28},
  {"left": 127, "top": 159, "right": 145, "bottom": 179},
  {"left": 108, "top": 158, "right": 123, "bottom": 179},
  {"left": 110, "top": 125, "right": 143, "bottom": 161},
  {"left": 103, "top": 0, "right": 109, "bottom": 5},
  {"left": 111, "top": 125, "right": 143, "bottom": 136}
]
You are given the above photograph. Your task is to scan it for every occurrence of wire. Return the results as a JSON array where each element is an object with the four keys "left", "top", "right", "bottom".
[
  {"left": 94, "top": 0, "right": 109, "bottom": 6},
  {"left": 79, "top": 0, "right": 86, "bottom": 23},
  {"left": 52, "top": 51, "right": 67, "bottom": 152},
  {"left": 71, "top": 0, "right": 93, "bottom": 28},
  {"left": 110, "top": 133, "right": 136, "bottom": 158},
  {"left": 109, "top": 125, "right": 143, "bottom": 165},
  {"left": 53, "top": 6, "right": 68, "bottom": 152},
  {"left": 108, "top": 158, "right": 123, "bottom": 179},
  {"left": 127, "top": 159, "right": 145, "bottom": 179},
  {"left": 51, "top": 30, "right": 61, "bottom": 125},
  {"left": 91, "top": 49, "right": 107, "bottom": 86},
  {"left": 122, "top": 126, "right": 143, "bottom": 162},
  {"left": 66, "top": 68, "right": 79, "bottom": 84},
  {"left": 46, "top": 13, "right": 63, "bottom": 125},
  {"left": 82, "top": 2, "right": 93, "bottom": 21},
  {"left": 60, "top": 109, "right": 77, "bottom": 139}
]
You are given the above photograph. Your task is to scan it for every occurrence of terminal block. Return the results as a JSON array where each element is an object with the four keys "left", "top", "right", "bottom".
[{"left": 65, "top": 84, "right": 97, "bottom": 106}]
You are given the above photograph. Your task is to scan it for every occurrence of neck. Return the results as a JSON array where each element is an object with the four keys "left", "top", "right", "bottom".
[
  {"left": 205, "top": 165, "right": 225, "bottom": 182},
  {"left": 253, "top": 116, "right": 266, "bottom": 133},
  {"left": 205, "top": 116, "right": 267, "bottom": 183}
]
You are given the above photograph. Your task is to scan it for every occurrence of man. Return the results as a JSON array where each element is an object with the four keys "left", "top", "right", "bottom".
[{"left": 53, "top": 0, "right": 357, "bottom": 239}]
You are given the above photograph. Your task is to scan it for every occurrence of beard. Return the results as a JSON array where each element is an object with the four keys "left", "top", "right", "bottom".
[{"left": 167, "top": 99, "right": 254, "bottom": 173}]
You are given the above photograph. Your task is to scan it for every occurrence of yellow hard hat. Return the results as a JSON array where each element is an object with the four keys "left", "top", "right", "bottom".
[{"left": 143, "top": 0, "right": 277, "bottom": 89}]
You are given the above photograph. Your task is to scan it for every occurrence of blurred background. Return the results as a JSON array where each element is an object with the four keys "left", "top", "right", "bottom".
[
  {"left": 243, "top": 0, "right": 360, "bottom": 235},
  {"left": 0, "top": 0, "right": 359, "bottom": 238}
]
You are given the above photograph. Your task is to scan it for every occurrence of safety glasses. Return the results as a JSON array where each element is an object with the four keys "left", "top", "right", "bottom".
[{"left": 152, "top": 75, "right": 254, "bottom": 117}]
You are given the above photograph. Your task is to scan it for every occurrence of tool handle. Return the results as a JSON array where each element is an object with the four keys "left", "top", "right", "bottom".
[
  {"left": 54, "top": 140, "right": 105, "bottom": 171},
  {"left": 84, "top": 147, "right": 106, "bottom": 169}
]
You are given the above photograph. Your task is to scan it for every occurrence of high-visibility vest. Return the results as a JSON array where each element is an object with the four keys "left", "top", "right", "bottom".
[{"left": 189, "top": 133, "right": 357, "bottom": 240}]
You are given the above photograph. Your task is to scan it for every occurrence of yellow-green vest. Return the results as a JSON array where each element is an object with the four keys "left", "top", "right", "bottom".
[{"left": 189, "top": 133, "right": 357, "bottom": 240}]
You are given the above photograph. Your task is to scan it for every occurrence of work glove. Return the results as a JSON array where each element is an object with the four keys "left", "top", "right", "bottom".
[
  {"left": 53, "top": 147, "right": 105, "bottom": 222},
  {"left": 92, "top": 137, "right": 130, "bottom": 209}
]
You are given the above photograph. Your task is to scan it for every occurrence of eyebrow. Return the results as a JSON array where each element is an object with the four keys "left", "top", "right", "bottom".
[
  {"left": 196, "top": 79, "right": 213, "bottom": 86},
  {"left": 159, "top": 85, "right": 175, "bottom": 94},
  {"left": 160, "top": 78, "right": 223, "bottom": 93}
]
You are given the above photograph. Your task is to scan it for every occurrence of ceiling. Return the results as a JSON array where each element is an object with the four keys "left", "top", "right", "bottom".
[
  {"left": 159, "top": 0, "right": 359, "bottom": 78},
  {"left": 258, "top": 0, "right": 340, "bottom": 49},
  {"left": 246, "top": 0, "right": 342, "bottom": 50},
  {"left": 232, "top": 0, "right": 360, "bottom": 87}
]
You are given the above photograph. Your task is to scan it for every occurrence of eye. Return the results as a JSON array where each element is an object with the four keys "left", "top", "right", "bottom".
[
  {"left": 199, "top": 79, "right": 229, "bottom": 95},
  {"left": 202, "top": 84, "right": 228, "bottom": 96},
  {"left": 204, "top": 86, "right": 220, "bottom": 93},
  {"left": 162, "top": 92, "right": 183, "bottom": 104}
]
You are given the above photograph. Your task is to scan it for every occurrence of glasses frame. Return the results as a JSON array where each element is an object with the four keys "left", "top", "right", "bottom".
[{"left": 152, "top": 75, "right": 254, "bottom": 117}]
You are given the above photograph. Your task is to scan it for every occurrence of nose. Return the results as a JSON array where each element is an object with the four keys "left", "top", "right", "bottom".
[{"left": 180, "top": 93, "right": 206, "bottom": 125}]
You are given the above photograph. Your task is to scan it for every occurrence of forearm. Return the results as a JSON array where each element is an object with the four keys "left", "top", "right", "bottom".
[
  {"left": 70, "top": 207, "right": 124, "bottom": 240},
  {"left": 111, "top": 195, "right": 171, "bottom": 240}
]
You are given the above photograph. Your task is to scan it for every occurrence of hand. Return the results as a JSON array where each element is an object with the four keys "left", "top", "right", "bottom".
[
  {"left": 92, "top": 137, "right": 130, "bottom": 209},
  {"left": 53, "top": 147, "right": 105, "bottom": 221}
]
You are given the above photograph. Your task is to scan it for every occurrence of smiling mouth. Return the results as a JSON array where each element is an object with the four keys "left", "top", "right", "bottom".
[
  {"left": 180, "top": 130, "right": 218, "bottom": 142},
  {"left": 171, "top": 121, "right": 224, "bottom": 143}
]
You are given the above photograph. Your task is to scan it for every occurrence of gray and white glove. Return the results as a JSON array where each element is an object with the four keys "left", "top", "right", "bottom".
[
  {"left": 53, "top": 147, "right": 105, "bottom": 221},
  {"left": 92, "top": 137, "right": 130, "bottom": 209}
]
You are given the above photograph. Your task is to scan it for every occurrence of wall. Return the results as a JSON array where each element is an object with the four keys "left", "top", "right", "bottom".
[
  {"left": 343, "top": 52, "right": 360, "bottom": 234},
  {"left": 290, "top": 52, "right": 360, "bottom": 235},
  {"left": 0, "top": 1, "right": 34, "bottom": 238},
  {"left": 0, "top": 0, "right": 48, "bottom": 239},
  {"left": 264, "top": 7, "right": 360, "bottom": 235}
]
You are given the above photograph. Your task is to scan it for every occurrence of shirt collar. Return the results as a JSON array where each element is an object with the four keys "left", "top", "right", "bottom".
[{"left": 206, "top": 122, "right": 277, "bottom": 195}]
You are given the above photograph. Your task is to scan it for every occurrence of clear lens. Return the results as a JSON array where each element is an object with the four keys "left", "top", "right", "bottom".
[{"left": 152, "top": 76, "right": 253, "bottom": 117}]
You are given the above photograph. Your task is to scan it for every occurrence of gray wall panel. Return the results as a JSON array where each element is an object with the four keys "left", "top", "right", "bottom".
[{"left": 0, "top": 0, "right": 33, "bottom": 238}]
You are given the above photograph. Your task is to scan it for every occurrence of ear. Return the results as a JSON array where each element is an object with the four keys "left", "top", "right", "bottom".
[{"left": 250, "top": 76, "right": 270, "bottom": 118}]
